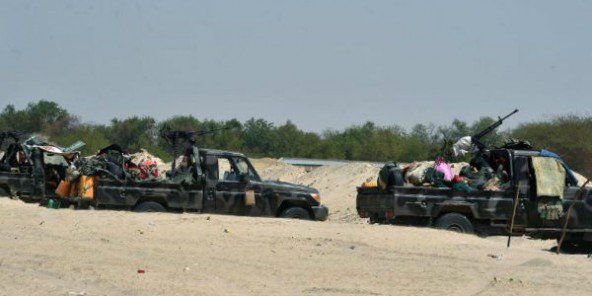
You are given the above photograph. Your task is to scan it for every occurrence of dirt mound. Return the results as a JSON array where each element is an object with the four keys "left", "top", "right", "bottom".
[
  {"left": 258, "top": 161, "right": 307, "bottom": 182},
  {"left": 249, "top": 158, "right": 279, "bottom": 174},
  {"left": 259, "top": 161, "right": 379, "bottom": 223},
  {"left": 573, "top": 171, "right": 592, "bottom": 187},
  {"left": 294, "top": 163, "right": 379, "bottom": 223}
]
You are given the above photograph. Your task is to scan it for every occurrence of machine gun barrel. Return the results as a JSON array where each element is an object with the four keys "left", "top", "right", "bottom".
[
  {"left": 195, "top": 127, "right": 232, "bottom": 137},
  {"left": 163, "top": 127, "right": 232, "bottom": 142},
  {"left": 471, "top": 109, "right": 518, "bottom": 150}
]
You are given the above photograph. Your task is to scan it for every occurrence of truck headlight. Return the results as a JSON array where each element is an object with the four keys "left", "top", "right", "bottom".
[{"left": 311, "top": 193, "right": 321, "bottom": 203}]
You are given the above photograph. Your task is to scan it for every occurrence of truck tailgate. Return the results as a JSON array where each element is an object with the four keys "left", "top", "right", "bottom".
[{"left": 356, "top": 187, "right": 395, "bottom": 217}]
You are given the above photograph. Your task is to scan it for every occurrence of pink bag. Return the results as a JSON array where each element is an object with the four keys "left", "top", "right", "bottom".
[{"left": 435, "top": 156, "right": 453, "bottom": 181}]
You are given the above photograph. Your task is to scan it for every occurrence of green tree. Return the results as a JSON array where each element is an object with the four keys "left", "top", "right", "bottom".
[
  {"left": 3, "top": 100, "right": 591, "bottom": 178},
  {"left": 438, "top": 119, "right": 470, "bottom": 142},
  {"left": 513, "top": 115, "right": 592, "bottom": 178},
  {"left": 108, "top": 116, "right": 158, "bottom": 152},
  {"left": 51, "top": 124, "right": 110, "bottom": 155},
  {"left": 243, "top": 118, "right": 276, "bottom": 156},
  {"left": 0, "top": 100, "right": 74, "bottom": 135}
]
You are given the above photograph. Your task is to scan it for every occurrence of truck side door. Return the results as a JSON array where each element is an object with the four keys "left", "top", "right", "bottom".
[
  {"left": 511, "top": 155, "right": 534, "bottom": 228},
  {"left": 213, "top": 156, "right": 248, "bottom": 215},
  {"left": 232, "top": 157, "right": 272, "bottom": 216}
]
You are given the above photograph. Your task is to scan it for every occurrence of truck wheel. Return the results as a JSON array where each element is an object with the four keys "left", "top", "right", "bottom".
[
  {"left": 134, "top": 201, "right": 166, "bottom": 213},
  {"left": 369, "top": 216, "right": 382, "bottom": 224},
  {"left": 280, "top": 207, "right": 311, "bottom": 220},
  {"left": 435, "top": 213, "right": 474, "bottom": 234}
]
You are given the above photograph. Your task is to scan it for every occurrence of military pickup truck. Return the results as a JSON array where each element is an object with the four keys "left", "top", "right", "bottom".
[
  {"left": 357, "top": 148, "right": 592, "bottom": 245},
  {"left": 59, "top": 131, "right": 328, "bottom": 221}
]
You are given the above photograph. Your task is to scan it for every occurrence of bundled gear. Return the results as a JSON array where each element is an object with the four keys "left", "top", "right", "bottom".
[
  {"left": 404, "top": 161, "right": 434, "bottom": 186},
  {"left": 482, "top": 177, "right": 511, "bottom": 191},
  {"left": 125, "top": 159, "right": 159, "bottom": 182},
  {"left": 56, "top": 144, "right": 166, "bottom": 199},
  {"left": 434, "top": 156, "right": 453, "bottom": 182},
  {"left": 424, "top": 168, "right": 449, "bottom": 188},
  {"left": 451, "top": 176, "right": 475, "bottom": 193},
  {"left": 452, "top": 136, "right": 475, "bottom": 157},
  {"left": 377, "top": 162, "right": 404, "bottom": 191},
  {"left": 459, "top": 166, "right": 486, "bottom": 189},
  {"left": 469, "top": 152, "right": 494, "bottom": 180}
]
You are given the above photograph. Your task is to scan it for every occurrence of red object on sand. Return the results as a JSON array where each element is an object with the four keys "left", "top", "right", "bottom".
[{"left": 137, "top": 269, "right": 145, "bottom": 274}]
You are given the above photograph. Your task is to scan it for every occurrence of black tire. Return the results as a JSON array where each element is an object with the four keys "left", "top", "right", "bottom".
[
  {"left": 369, "top": 216, "right": 384, "bottom": 224},
  {"left": 133, "top": 201, "right": 167, "bottom": 213},
  {"left": 435, "top": 213, "right": 474, "bottom": 234},
  {"left": 280, "top": 207, "right": 311, "bottom": 220}
]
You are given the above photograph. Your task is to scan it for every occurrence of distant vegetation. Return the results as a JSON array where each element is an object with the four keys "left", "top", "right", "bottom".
[{"left": 1, "top": 100, "right": 591, "bottom": 177}]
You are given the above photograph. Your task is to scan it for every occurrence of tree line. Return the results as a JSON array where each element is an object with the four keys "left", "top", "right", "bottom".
[{"left": 1, "top": 100, "right": 591, "bottom": 177}]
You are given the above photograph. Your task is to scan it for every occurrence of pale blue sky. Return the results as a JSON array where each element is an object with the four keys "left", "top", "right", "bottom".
[{"left": 1, "top": 0, "right": 591, "bottom": 131}]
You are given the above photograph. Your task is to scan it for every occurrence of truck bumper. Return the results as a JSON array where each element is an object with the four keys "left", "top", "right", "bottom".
[{"left": 312, "top": 205, "right": 329, "bottom": 221}]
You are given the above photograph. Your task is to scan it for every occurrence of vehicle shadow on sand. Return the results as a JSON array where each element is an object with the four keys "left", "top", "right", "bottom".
[{"left": 546, "top": 244, "right": 592, "bottom": 255}]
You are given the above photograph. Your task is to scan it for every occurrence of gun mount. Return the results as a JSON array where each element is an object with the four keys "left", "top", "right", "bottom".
[
  {"left": 471, "top": 109, "right": 519, "bottom": 151},
  {"left": 160, "top": 126, "right": 232, "bottom": 171}
]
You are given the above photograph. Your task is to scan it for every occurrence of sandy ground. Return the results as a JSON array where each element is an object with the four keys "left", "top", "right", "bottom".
[
  {"left": 259, "top": 162, "right": 378, "bottom": 223},
  {"left": 1, "top": 158, "right": 592, "bottom": 295},
  {"left": 2, "top": 198, "right": 592, "bottom": 296}
]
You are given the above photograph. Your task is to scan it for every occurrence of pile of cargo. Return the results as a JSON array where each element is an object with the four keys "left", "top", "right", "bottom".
[{"left": 55, "top": 144, "right": 166, "bottom": 200}]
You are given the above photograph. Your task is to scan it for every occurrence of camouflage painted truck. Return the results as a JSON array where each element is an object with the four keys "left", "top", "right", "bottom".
[
  {"left": 357, "top": 148, "right": 592, "bottom": 245},
  {"left": 59, "top": 131, "right": 329, "bottom": 221}
]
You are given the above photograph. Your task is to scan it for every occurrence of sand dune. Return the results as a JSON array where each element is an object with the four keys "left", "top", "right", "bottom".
[{"left": 259, "top": 162, "right": 379, "bottom": 223}]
